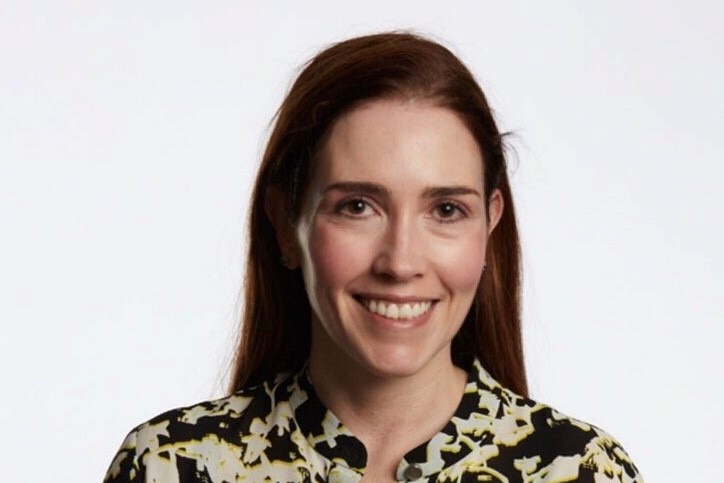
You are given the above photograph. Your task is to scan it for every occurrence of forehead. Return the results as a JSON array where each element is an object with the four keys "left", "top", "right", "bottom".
[{"left": 312, "top": 99, "right": 484, "bottom": 188}]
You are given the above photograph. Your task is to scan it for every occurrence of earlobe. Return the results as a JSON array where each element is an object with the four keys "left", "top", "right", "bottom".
[
  {"left": 487, "top": 189, "right": 504, "bottom": 235},
  {"left": 264, "top": 187, "right": 300, "bottom": 269}
]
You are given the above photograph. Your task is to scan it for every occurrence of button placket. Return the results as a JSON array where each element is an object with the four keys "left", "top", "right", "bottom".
[{"left": 402, "top": 462, "right": 424, "bottom": 481}]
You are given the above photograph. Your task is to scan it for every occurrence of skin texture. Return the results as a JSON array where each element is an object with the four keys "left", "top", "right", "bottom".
[{"left": 267, "top": 99, "right": 503, "bottom": 481}]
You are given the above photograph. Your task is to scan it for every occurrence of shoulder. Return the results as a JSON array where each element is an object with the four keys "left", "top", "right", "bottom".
[
  {"left": 104, "top": 372, "right": 295, "bottom": 483},
  {"left": 506, "top": 400, "right": 641, "bottom": 482},
  {"left": 462, "top": 362, "right": 643, "bottom": 482}
]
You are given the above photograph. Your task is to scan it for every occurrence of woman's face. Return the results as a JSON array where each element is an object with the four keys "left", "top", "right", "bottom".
[{"left": 289, "top": 99, "right": 502, "bottom": 379}]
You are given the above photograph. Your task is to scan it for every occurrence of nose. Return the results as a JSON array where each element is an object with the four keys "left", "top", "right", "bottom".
[{"left": 371, "top": 214, "right": 425, "bottom": 281}]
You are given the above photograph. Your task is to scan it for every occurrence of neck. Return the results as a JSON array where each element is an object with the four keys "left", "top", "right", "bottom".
[{"left": 307, "top": 345, "right": 467, "bottom": 449}]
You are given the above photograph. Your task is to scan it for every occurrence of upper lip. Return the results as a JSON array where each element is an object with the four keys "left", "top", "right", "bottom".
[{"left": 354, "top": 293, "right": 438, "bottom": 303}]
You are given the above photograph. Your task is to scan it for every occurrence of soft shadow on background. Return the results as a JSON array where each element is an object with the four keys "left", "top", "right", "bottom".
[{"left": 1, "top": 2, "right": 722, "bottom": 481}]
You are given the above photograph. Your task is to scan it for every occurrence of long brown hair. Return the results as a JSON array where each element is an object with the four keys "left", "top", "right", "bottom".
[{"left": 229, "top": 32, "right": 527, "bottom": 396}]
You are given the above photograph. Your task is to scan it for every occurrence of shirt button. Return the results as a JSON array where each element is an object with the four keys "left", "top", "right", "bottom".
[{"left": 403, "top": 463, "right": 423, "bottom": 481}]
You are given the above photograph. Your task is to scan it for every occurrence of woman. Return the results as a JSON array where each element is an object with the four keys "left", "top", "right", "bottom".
[{"left": 105, "top": 32, "right": 642, "bottom": 482}]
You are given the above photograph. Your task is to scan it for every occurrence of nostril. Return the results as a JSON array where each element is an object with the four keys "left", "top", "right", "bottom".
[{"left": 371, "top": 249, "right": 425, "bottom": 281}]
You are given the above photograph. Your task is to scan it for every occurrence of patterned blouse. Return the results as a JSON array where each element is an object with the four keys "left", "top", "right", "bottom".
[{"left": 104, "top": 360, "right": 642, "bottom": 482}]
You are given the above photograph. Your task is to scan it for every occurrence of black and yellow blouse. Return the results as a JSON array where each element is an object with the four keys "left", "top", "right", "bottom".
[{"left": 104, "top": 360, "right": 642, "bottom": 482}]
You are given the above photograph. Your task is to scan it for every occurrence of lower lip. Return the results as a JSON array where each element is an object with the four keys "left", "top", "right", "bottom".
[{"left": 356, "top": 299, "right": 434, "bottom": 329}]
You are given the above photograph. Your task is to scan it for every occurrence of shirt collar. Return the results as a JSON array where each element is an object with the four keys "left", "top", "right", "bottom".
[{"left": 286, "top": 359, "right": 510, "bottom": 477}]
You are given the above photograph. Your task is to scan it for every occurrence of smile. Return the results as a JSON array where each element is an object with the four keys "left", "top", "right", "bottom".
[{"left": 359, "top": 298, "right": 433, "bottom": 320}]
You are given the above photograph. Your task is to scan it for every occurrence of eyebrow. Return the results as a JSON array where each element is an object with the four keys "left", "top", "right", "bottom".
[
  {"left": 421, "top": 186, "right": 481, "bottom": 199},
  {"left": 323, "top": 181, "right": 389, "bottom": 196},
  {"left": 322, "top": 181, "right": 481, "bottom": 198}
]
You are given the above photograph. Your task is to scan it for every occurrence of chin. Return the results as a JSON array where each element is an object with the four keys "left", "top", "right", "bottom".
[{"left": 355, "top": 346, "right": 443, "bottom": 379}]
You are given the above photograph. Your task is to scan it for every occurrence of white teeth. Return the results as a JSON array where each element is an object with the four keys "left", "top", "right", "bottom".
[
  {"left": 361, "top": 298, "right": 432, "bottom": 320},
  {"left": 400, "top": 304, "right": 412, "bottom": 318}
]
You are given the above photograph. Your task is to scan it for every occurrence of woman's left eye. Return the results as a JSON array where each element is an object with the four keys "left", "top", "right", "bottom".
[{"left": 432, "top": 202, "right": 465, "bottom": 221}]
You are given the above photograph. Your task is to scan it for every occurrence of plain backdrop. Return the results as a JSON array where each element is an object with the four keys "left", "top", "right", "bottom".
[{"left": 1, "top": 1, "right": 722, "bottom": 481}]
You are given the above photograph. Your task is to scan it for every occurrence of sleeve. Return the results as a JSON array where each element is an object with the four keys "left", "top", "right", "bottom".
[
  {"left": 580, "top": 430, "right": 643, "bottom": 483},
  {"left": 103, "top": 429, "right": 144, "bottom": 483},
  {"left": 103, "top": 418, "right": 175, "bottom": 483}
]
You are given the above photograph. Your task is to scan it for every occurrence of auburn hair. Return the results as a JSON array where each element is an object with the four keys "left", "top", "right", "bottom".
[{"left": 229, "top": 32, "right": 527, "bottom": 396}]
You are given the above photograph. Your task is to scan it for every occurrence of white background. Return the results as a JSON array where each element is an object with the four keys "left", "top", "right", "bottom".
[{"left": 1, "top": 1, "right": 722, "bottom": 481}]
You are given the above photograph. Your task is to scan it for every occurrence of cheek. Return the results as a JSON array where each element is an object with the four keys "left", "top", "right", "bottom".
[
  {"left": 305, "top": 222, "right": 373, "bottom": 293},
  {"left": 436, "top": 229, "right": 487, "bottom": 292}
]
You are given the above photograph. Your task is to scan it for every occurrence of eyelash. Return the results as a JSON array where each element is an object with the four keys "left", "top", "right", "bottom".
[{"left": 334, "top": 198, "right": 468, "bottom": 223}]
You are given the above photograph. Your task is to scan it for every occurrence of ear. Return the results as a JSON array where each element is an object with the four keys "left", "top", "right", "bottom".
[
  {"left": 486, "top": 188, "right": 504, "bottom": 235},
  {"left": 264, "top": 186, "right": 300, "bottom": 269}
]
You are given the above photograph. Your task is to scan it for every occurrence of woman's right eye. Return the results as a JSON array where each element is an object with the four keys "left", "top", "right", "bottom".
[{"left": 337, "top": 198, "right": 373, "bottom": 217}]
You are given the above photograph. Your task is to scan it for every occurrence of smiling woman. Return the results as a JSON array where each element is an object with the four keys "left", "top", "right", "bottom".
[{"left": 104, "top": 32, "right": 643, "bottom": 483}]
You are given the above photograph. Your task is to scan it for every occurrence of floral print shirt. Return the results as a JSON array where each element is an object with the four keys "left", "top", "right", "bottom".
[{"left": 104, "top": 360, "right": 642, "bottom": 482}]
